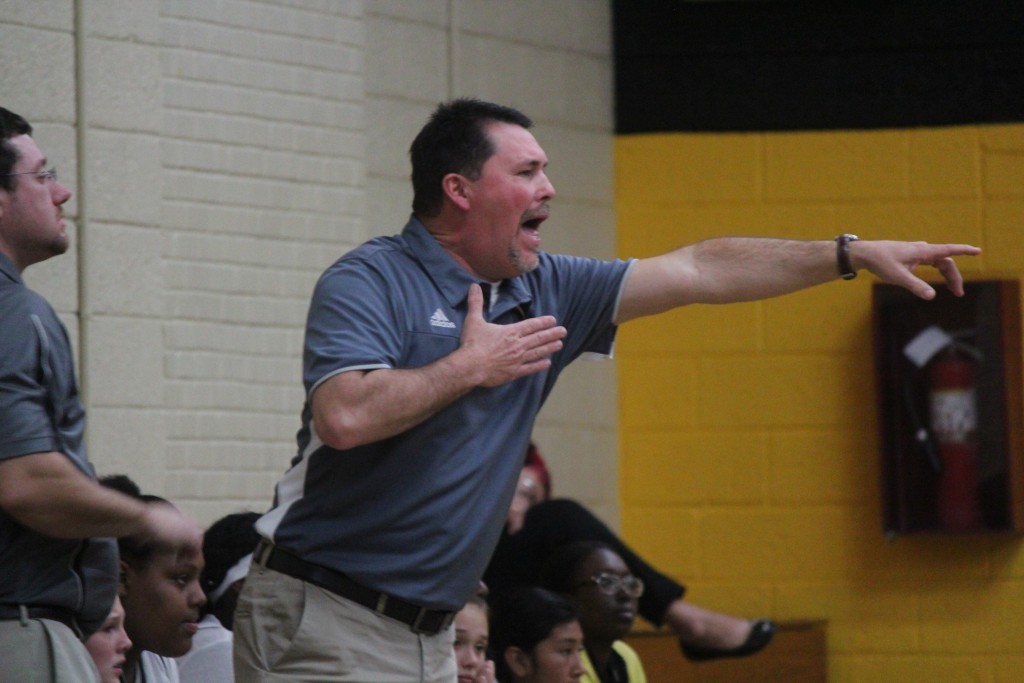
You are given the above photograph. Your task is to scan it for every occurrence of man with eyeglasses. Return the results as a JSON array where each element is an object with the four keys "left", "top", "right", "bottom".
[{"left": 0, "top": 106, "right": 200, "bottom": 683}]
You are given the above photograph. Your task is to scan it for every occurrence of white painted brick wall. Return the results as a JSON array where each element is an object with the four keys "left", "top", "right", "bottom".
[
  {"left": 154, "top": 1, "right": 367, "bottom": 522},
  {"left": 2, "top": 0, "right": 616, "bottom": 527}
]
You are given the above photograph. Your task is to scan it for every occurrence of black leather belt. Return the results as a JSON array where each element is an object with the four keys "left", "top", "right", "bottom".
[
  {"left": 254, "top": 540, "right": 454, "bottom": 636},
  {"left": 0, "top": 605, "right": 79, "bottom": 632}
]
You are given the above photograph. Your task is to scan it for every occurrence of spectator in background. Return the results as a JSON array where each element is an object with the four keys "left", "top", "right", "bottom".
[
  {"left": 101, "top": 475, "right": 205, "bottom": 683},
  {"left": 489, "top": 586, "right": 586, "bottom": 683},
  {"left": 541, "top": 541, "right": 649, "bottom": 683},
  {"left": 177, "top": 511, "right": 261, "bottom": 683},
  {"left": 453, "top": 588, "right": 497, "bottom": 683},
  {"left": 84, "top": 597, "right": 132, "bottom": 683},
  {"left": 486, "top": 442, "right": 775, "bottom": 662}
]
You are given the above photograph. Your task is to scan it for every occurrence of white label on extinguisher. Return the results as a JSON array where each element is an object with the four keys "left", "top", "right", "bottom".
[{"left": 929, "top": 388, "right": 977, "bottom": 444}]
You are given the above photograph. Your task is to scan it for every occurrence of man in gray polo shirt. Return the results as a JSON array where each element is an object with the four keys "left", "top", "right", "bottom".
[
  {"left": 0, "top": 106, "right": 200, "bottom": 683},
  {"left": 234, "top": 98, "right": 979, "bottom": 682}
]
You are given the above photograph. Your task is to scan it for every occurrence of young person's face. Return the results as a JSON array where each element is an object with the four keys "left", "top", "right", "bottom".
[
  {"left": 513, "top": 620, "right": 585, "bottom": 683},
  {"left": 568, "top": 548, "right": 640, "bottom": 645},
  {"left": 121, "top": 542, "right": 205, "bottom": 657},
  {"left": 84, "top": 596, "right": 132, "bottom": 683},
  {"left": 454, "top": 602, "right": 490, "bottom": 683}
]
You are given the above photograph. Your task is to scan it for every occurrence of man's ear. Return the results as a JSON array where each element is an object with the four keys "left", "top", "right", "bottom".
[
  {"left": 505, "top": 646, "right": 533, "bottom": 678},
  {"left": 441, "top": 172, "right": 472, "bottom": 211}
]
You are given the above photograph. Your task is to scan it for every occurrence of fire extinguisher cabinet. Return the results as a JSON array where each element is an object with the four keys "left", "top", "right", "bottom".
[{"left": 873, "top": 280, "right": 1023, "bottom": 535}]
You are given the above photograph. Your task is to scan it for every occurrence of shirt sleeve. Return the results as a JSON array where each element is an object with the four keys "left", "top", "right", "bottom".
[
  {"left": 0, "top": 291, "right": 60, "bottom": 460},
  {"left": 540, "top": 253, "right": 635, "bottom": 363},
  {"left": 302, "top": 257, "right": 406, "bottom": 398}
]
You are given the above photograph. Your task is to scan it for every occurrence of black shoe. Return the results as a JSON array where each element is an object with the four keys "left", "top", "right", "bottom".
[{"left": 680, "top": 619, "right": 776, "bottom": 662}]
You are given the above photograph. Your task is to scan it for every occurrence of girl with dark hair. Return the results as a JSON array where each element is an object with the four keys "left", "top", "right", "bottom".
[
  {"left": 541, "top": 541, "right": 647, "bottom": 683},
  {"left": 489, "top": 586, "right": 585, "bottom": 683},
  {"left": 100, "top": 476, "right": 205, "bottom": 683}
]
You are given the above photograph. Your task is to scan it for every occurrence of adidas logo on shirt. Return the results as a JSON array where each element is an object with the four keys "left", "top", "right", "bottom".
[{"left": 430, "top": 309, "right": 456, "bottom": 329}]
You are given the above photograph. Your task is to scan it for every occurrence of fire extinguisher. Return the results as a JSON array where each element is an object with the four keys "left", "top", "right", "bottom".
[{"left": 928, "top": 344, "right": 982, "bottom": 531}]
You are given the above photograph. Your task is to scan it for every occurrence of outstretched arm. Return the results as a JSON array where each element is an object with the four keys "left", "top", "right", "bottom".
[
  {"left": 615, "top": 237, "right": 980, "bottom": 324},
  {"left": 313, "top": 283, "right": 567, "bottom": 450}
]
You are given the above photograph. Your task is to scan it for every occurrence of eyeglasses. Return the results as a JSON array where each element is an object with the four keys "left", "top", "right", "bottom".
[
  {"left": 575, "top": 573, "right": 645, "bottom": 598},
  {"left": 1, "top": 167, "right": 57, "bottom": 182}
]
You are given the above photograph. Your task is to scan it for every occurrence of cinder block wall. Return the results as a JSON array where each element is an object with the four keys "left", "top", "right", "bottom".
[
  {"left": 0, "top": 0, "right": 618, "bottom": 524},
  {"left": 616, "top": 125, "right": 1024, "bottom": 681}
]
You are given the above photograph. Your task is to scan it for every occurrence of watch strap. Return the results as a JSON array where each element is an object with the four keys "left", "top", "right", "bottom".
[{"left": 834, "top": 233, "right": 859, "bottom": 280}]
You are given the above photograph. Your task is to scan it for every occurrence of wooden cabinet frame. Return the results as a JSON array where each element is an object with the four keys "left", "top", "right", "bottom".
[{"left": 873, "top": 280, "right": 1023, "bottom": 535}]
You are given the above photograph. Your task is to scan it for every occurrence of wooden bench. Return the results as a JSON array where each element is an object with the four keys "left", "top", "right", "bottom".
[{"left": 623, "top": 619, "right": 827, "bottom": 682}]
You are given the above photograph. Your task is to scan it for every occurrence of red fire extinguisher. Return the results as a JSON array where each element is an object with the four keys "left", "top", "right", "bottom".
[{"left": 928, "top": 344, "right": 982, "bottom": 531}]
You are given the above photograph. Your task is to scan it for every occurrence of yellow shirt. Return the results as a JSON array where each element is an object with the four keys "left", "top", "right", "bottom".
[{"left": 579, "top": 640, "right": 647, "bottom": 683}]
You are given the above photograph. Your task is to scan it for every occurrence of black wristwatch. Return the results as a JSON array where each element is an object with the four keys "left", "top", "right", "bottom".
[{"left": 834, "top": 233, "right": 859, "bottom": 280}]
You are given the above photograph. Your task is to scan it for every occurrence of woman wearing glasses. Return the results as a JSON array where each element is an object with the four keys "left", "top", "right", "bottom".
[{"left": 542, "top": 541, "right": 649, "bottom": 683}]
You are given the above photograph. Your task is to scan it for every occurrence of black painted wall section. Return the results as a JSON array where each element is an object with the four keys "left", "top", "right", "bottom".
[{"left": 613, "top": 1, "right": 1024, "bottom": 133}]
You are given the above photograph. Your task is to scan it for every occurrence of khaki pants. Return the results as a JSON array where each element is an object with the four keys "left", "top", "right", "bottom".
[
  {"left": 0, "top": 617, "right": 101, "bottom": 683},
  {"left": 233, "top": 564, "right": 457, "bottom": 683}
]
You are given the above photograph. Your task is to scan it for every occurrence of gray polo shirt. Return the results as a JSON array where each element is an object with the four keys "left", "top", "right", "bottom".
[
  {"left": 257, "top": 217, "right": 633, "bottom": 611},
  {"left": 0, "top": 252, "right": 118, "bottom": 634}
]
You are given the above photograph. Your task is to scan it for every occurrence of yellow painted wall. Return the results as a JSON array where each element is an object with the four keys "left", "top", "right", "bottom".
[{"left": 615, "top": 125, "right": 1024, "bottom": 681}]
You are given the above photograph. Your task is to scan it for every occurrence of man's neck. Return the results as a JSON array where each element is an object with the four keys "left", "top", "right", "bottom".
[
  {"left": 419, "top": 214, "right": 479, "bottom": 279},
  {"left": 0, "top": 246, "right": 25, "bottom": 275}
]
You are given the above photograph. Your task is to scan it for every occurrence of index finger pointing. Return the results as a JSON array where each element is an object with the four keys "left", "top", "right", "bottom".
[{"left": 934, "top": 243, "right": 981, "bottom": 257}]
